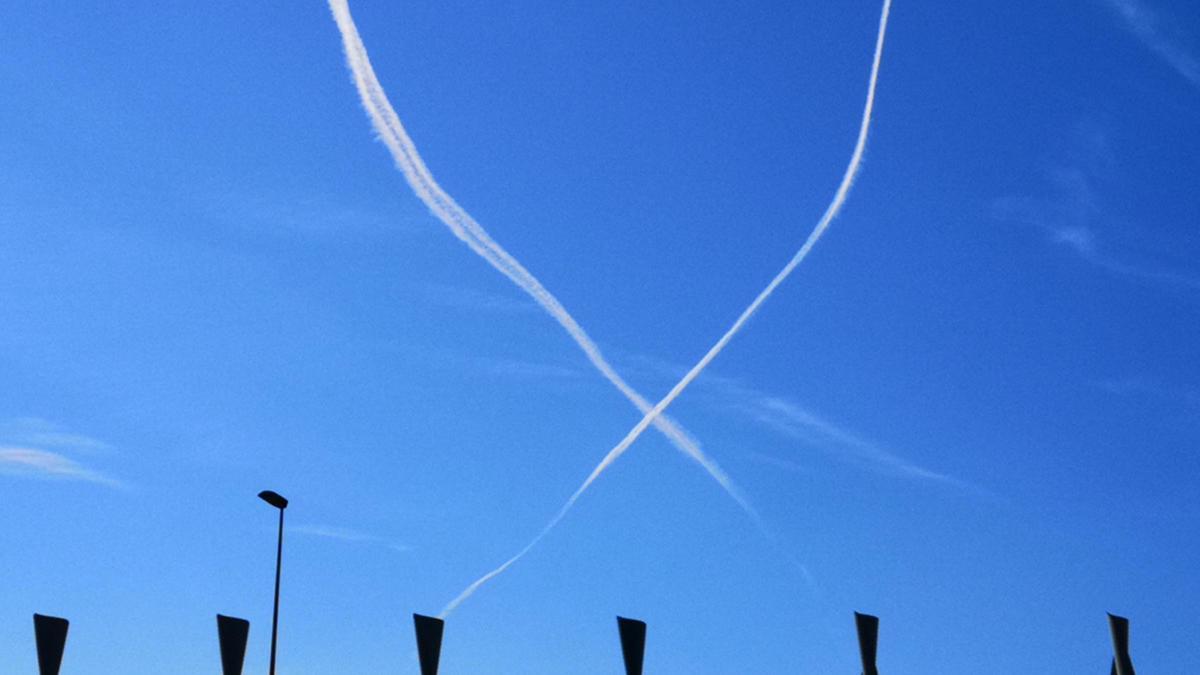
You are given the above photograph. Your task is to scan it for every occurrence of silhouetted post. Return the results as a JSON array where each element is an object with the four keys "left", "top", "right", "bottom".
[
  {"left": 854, "top": 612, "right": 880, "bottom": 675},
  {"left": 216, "top": 614, "right": 251, "bottom": 675},
  {"left": 33, "top": 614, "right": 69, "bottom": 675},
  {"left": 258, "top": 490, "right": 289, "bottom": 675},
  {"left": 616, "top": 616, "right": 646, "bottom": 675},
  {"left": 413, "top": 614, "right": 445, "bottom": 675},
  {"left": 1108, "top": 614, "right": 1136, "bottom": 675}
]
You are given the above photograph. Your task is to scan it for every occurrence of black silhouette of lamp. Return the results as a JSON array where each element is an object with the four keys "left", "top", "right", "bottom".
[
  {"left": 258, "top": 490, "right": 288, "bottom": 675},
  {"left": 412, "top": 614, "right": 445, "bottom": 675},
  {"left": 854, "top": 612, "right": 880, "bottom": 675},
  {"left": 216, "top": 614, "right": 250, "bottom": 675},
  {"left": 33, "top": 614, "right": 69, "bottom": 675},
  {"left": 1108, "top": 613, "right": 1136, "bottom": 675},
  {"left": 616, "top": 616, "right": 646, "bottom": 675}
]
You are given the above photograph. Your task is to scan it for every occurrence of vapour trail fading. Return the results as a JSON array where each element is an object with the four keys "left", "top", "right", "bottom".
[
  {"left": 325, "top": 2, "right": 754, "bottom": 513},
  {"left": 441, "top": 0, "right": 893, "bottom": 617}
]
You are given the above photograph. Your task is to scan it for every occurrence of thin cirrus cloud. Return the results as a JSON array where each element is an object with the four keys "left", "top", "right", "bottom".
[
  {"left": 0, "top": 417, "right": 114, "bottom": 453},
  {"left": 199, "top": 181, "right": 420, "bottom": 240},
  {"left": 484, "top": 358, "right": 580, "bottom": 380},
  {"left": 743, "top": 397, "right": 971, "bottom": 488},
  {"left": 992, "top": 129, "right": 1200, "bottom": 291},
  {"left": 1092, "top": 376, "right": 1200, "bottom": 409},
  {"left": 616, "top": 357, "right": 967, "bottom": 489},
  {"left": 995, "top": 188, "right": 1200, "bottom": 291},
  {"left": 360, "top": 338, "right": 582, "bottom": 383},
  {"left": 745, "top": 451, "right": 811, "bottom": 476},
  {"left": 0, "top": 418, "right": 120, "bottom": 487},
  {"left": 0, "top": 447, "right": 120, "bottom": 488},
  {"left": 290, "top": 524, "right": 411, "bottom": 553},
  {"left": 1063, "top": 231, "right": 1200, "bottom": 289},
  {"left": 1102, "top": 0, "right": 1200, "bottom": 88},
  {"left": 416, "top": 282, "right": 540, "bottom": 315}
]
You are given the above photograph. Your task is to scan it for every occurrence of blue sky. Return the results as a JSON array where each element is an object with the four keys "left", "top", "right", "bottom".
[{"left": 2, "top": 0, "right": 1198, "bottom": 672}]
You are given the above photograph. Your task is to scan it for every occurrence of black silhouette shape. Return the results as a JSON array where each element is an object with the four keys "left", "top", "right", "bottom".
[
  {"left": 216, "top": 614, "right": 250, "bottom": 675},
  {"left": 258, "top": 490, "right": 289, "bottom": 675},
  {"left": 1108, "top": 614, "right": 1136, "bottom": 675},
  {"left": 616, "top": 616, "right": 646, "bottom": 675},
  {"left": 854, "top": 612, "right": 879, "bottom": 675},
  {"left": 33, "top": 613, "right": 69, "bottom": 675},
  {"left": 412, "top": 613, "right": 445, "bottom": 675}
]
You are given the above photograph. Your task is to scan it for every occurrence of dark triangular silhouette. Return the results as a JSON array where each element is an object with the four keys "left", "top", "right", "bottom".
[
  {"left": 216, "top": 614, "right": 250, "bottom": 675},
  {"left": 616, "top": 616, "right": 646, "bottom": 675},
  {"left": 1108, "top": 614, "right": 1135, "bottom": 675},
  {"left": 854, "top": 612, "right": 879, "bottom": 675},
  {"left": 33, "top": 614, "right": 69, "bottom": 675},
  {"left": 413, "top": 614, "right": 444, "bottom": 675}
]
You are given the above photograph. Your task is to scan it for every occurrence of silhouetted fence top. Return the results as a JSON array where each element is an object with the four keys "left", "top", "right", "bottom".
[{"left": 28, "top": 609, "right": 1139, "bottom": 673}]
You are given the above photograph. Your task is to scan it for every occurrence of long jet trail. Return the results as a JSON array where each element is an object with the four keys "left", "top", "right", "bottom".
[
  {"left": 326, "top": 0, "right": 752, "bottom": 514},
  {"left": 442, "top": 0, "right": 894, "bottom": 617}
]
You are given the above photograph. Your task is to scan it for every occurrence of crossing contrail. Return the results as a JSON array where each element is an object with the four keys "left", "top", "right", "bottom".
[
  {"left": 326, "top": 0, "right": 754, "bottom": 514},
  {"left": 441, "top": 0, "right": 894, "bottom": 617}
]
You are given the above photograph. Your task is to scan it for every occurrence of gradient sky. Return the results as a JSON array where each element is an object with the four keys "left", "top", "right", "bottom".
[{"left": 2, "top": 1, "right": 1198, "bottom": 673}]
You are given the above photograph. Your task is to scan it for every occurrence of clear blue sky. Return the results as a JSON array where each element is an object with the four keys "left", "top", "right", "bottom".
[{"left": 2, "top": 0, "right": 1198, "bottom": 672}]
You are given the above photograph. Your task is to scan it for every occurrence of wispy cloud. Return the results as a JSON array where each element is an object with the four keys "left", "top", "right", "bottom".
[
  {"left": 675, "top": 370, "right": 972, "bottom": 489},
  {"left": 0, "top": 419, "right": 121, "bottom": 487},
  {"left": 745, "top": 451, "right": 812, "bottom": 475},
  {"left": 417, "top": 283, "right": 538, "bottom": 315},
  {"left": 0, "top": 447, "right": 121, "bottom": 487},
  {"left": 613, "top": 355, "right": 971, "bottom": 490},
  {"left": 1068, "top": 233, "right": 1200, "bottom": 289},
  {"left": 1102, "top": 0, "right": 1200, "bottom": 88},
  {"left": 482, "top": 358, "right": 579, "bottom": 380},
  {"left": 1092, "top": 376, "right": 1200, "bottom": 408},
  {"left": 200, "top": 183, "right": 420, "bottom": 240},
  {"left": 290, "top": 524, "right": 411, "bottom": 553},
  {"left": 0, "top": 417, "right": 113, "bottom": 454},
  {"left": 358, "top": 339, "right": 584, "bottom": 385},
  {"left": 747, "top": 397, "right": 968, "bottom": 486},
  {"left": 992, "top": 127, "right": 1200, "bottom": 290}
]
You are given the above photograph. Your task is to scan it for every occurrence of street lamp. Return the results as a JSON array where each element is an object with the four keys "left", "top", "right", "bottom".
[{"left": 258, "top": 490, "right": 288, "bottom": 675}]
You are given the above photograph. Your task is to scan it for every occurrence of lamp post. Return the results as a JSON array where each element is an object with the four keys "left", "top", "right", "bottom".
[{"left": 258, "top": 490, "right": 288, "bottom": 675}]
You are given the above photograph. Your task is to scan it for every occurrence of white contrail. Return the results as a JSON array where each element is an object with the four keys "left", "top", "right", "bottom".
[
  {"left": 326, "top": 0, "right": 754, "bottom": 514},
  {"left": 442, "top": 0, "right": 894, "bottom": 616}
]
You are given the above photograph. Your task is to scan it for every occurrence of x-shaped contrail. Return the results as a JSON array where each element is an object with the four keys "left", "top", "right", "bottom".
[{"left": 327, "top": 0, "right": 893, "bottom": 617}]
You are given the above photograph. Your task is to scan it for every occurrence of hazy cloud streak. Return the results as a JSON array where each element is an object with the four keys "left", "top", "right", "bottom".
[
  {"left": 992, "top": 153, "right": 1200, "bottom": 291},
  {"left": 747, "top": 397, "right": 968, "bottom": 487},
  {"left": 1055, "top": 226, "right": 1200, "bottom": 289},
  {"left": 441, "top": 0, "right": 894, "bottom": 616},
  {"left": 326, "top": 0, "right": 751, "bottom": 519},
  {"left": 1103, "top": 0, "right": 1200, "bottom": 88},
  {"left": 0, "top": 417, "right": 113, "bottom": 453},
  {"left": 291, "top": 524, "right": 411, "bottom": 552},
  {"left": 0, "top": 447, "right": 120, "bottom": 487},
  {"left": 621, "top": 360, "right": 967, "bottom": 488}
]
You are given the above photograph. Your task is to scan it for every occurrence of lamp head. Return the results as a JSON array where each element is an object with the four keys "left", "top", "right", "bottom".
[{"left": 258, "top": 490, "right": 289, "bottom": 509}]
